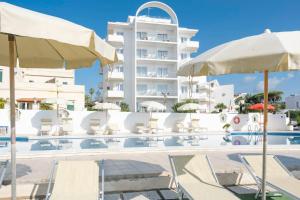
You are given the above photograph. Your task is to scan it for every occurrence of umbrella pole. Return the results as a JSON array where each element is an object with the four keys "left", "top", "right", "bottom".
[
  {"left": 8, "top": 34, "right": 17, "bottom": 200},
  {"left": 262, "top": 70, "right": 269, "bottom": 200}
]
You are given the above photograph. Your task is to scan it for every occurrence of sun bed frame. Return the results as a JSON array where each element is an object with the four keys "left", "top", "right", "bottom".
[
  {"left": 239, "top": 154, "right": 300, "bottom": 200},
  {"left": 0, "top": 160, "right": 8, "bottom": 189},
  {"left": 46, "top": 160, "right": 105, "bottom": 200},
  {"left": 169, "top": 154, "right": 236, "bottom": 200}
]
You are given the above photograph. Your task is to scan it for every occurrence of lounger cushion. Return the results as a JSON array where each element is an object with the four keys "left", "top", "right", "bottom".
[
  {"left": 244, "top": 155, "right": 300, "bottom": 198},
  {"left": 50, "top": 161, "right": 99, "bottom": 200},
  {"left": 173, "top": 155, "right": 240, "bottom": 200}
]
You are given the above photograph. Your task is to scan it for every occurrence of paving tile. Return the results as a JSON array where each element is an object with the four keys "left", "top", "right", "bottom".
[
  {"left": 123, "top": 191, "right": 161, "bottom": 200},
  {"left": 105, "top": 193, "right": 122, "bottom": 200},
  {"left": 159, "top": 189, "right": 178, "bottom": 199}
]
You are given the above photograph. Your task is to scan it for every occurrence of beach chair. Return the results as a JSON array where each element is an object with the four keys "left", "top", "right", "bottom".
[
  {"left": 40, "top": 119, "right": 52, "bottom": 136},
  {"left": 106, "top": 123, "right": 120, "bottom": 135},
  {"left": 174, "top": 121, "right": 188, "bottom": 133},
  {"left": 169, "top": 154, "right": 240, "bottom": 200},
  {"left": 0, "top": 160, "right": 8, "bottom": 189},
  {"left": 189, "top": 119, "right": 207, "bottom": 132},
  {"left": 46, "top": 160, "right": 104, "bottom": 200},
  {"left": 135, "top": 123, "right": 149, "bottom": 134},
  {"left": 61, "top": 119, "right": 73, "bottom": 135},
  {"left": 89, "top": 119, "right": 105, "bottom": 135},
  {"left": 148, "top": 119, "right": 164, "bottom": 134},
  {"left": 239, "top": 154, "right": 300, "bottom": 200}
]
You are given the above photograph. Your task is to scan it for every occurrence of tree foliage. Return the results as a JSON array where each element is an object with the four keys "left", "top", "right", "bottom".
[
  {"left": 40, "top": 103, "right": 53, "bottom": 110},
  {"left": 120, "top": 102, "right": 130, "bottom": 112},
  {"left": 215, "top": 103, "right": 227, "bottom": 112},
  {"left": 0, "top": 98, "right": 6, "bottom": 109}
]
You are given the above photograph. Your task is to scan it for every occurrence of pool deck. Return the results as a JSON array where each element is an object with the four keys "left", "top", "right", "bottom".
[{"left": 0, "top": 148, "right": 299, "bottom": 199}]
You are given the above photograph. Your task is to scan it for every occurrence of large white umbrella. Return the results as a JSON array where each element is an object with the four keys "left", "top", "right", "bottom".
[
  {"left": 0, "top": 3, "right": 117, "bottom": 199},
  {"left": 178, "top": 29, "right": 300, "bottom": 200},
  {"left": 177, "top": 103, "right": 203, "bottom": 112},
  {"left": 140, "top": 101, "right": 166, "bottom": 119}
]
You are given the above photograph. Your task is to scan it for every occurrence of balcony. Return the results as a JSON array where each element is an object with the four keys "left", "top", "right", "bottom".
[
  {"left": 136, "top": 72, "right": 177, "bottom": 80},
  {"left": 105, "top": 71, "right": 124, "bottom": 81},
  {"left": 107, "top": 34, "right": 124, "bottom": 45},
  {"left": 136, "top": 90, "right": 177, "bottom": 98},
  {"left": 180, "top": 93, "right": 214, "bottom": 102},
  {"left": 104, "top": 90, "right": 124, "bottom": 98},
  {"left": 180, "top": 41, "right": 199, "bottom": 52},
  {"left": 136, "top": 35, "right": 176, "bottom": 44},
  {"left": 136, "top": 54, "right": 177, "bottom": 63},
  {"left": 116, "top": 53, "right": 124, "bottom": 62}
]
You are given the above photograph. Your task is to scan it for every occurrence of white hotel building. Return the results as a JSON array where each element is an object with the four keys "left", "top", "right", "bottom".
[{"left": 102, "top": 1, "right": 234, "bottom": 112}]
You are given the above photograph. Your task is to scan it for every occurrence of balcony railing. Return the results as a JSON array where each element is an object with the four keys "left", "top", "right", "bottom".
[
  {"left": 105, "top": 71, "right": 124, "bottom": 81},
  {"left": 137, "top": 35, "right": 176, "bottom": 43},
  {"left": 136, "top": 90, "right": 177, "bottom": 97},
  {"left": 104, "top": 90, "right": 124, "bottom": 98},
  {"left": 180, "top": 93, "right": 214, "bottom": 102},
  {"left": 116, "top": 53, "right": 124, "bottom": 62},
  {"left": 136, "top": 54, "right": 176, "bottom": 61},
  {"left": 136, "top": 72, "right": 177, "bottom": 79},
  {"left": 180, "top": 41, "right": 199, "bottom": 52},
  {"left": 107, "top": 34, "right": 124, "bottom": 44}
]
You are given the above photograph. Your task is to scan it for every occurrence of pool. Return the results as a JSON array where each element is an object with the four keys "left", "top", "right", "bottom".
[{"left": 226, "top": 131, "right": 300, "bottom": 145}]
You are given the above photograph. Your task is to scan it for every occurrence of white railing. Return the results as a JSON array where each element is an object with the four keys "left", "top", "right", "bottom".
[
  {"left": 105, "top": 72, "right": 124, "bottom": 81},
  {"left": 104, "top": 90, "right": 124, "bottom": 98},
  {"left": 137, "top": 90, "right": 177, "bottom": 97},
  {"left": 180, "top": 41, "right": 199, "bottom": 51},
  {"left": 137, "top": 72, "right": 177, "bottom": 79},
  {"left": 136, "top": 54, "right": 176, "bottom": 61},
  {"left": 107, "top": 34, "right": 124, "bottom": 43}
]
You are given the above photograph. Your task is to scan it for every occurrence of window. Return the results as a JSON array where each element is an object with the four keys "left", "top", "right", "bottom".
[
  {"left": 62, "top": 82, "right": 68, "bottom": 85},
  {"left": 137, "top": 66, "right": 147, "bottom": 76},
  {"left": 116, "top": 48, "right": 124, "bottom": 54},
  {"left": 0, "top": 69, "right": 2, "bottom": 83},
  {"left": 114, "top": 65, "right": 124, "bottom": 73},
  {"left": 181, "top": 53, "right": 188, "bottom": 60},
  {"left": 137, "top": 32, "right": 148, "bottom": 40},
  {"left": 297, "top": 102, "right": 299, "bottom": 108},
  {"left": 181, "top": 37, "right": 188, "bottom": 43},
  {"left": 157, "top": 33, "right": 168, "bottom": 41},
  {"left": 157, "top": 50, "right": 168, "bottom": 59},
  {"left": 116, "top": 32, "right": 124, "bottom": 36},
  {"left": 137, "top": 84, "right": 147, "bottom": 94},
  {"left": 181, "top": 86, "right": 188, "bottom": 94},
  {"left": 157, "top": 84, "right": 168, "bottom": 93},
  {"left": 67, "top": 104, "right": 74, "bottom": 111},
  {"left": 116, "top": 83, "right": 123, "bottom": 91},
  {"left": 157, "top": 67, "right": 168, "bottom": 77},
  {"left": 29, "top": 80, "right": 34, "bottom": 83},
  {"left": 136, "top": 49, "right": 148, "bottom": 58}
]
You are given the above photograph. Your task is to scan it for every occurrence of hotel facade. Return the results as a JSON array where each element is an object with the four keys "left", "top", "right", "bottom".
[{"left": 102, "top": 1, "right": 234, "bottom": 112}]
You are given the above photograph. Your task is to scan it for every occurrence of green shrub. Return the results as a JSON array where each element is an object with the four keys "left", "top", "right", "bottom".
[{"left": 120, "top": 102, "right": 130, "bottom": 112}]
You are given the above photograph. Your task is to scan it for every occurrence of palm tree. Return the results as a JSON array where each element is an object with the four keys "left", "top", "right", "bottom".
[{"left": 89, "top": 88, "right": 95, "bottom": 100}]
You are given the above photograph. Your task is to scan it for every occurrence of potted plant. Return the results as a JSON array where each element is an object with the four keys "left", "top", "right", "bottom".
[{"left": 223, "top": 123, "right": 231, "bottom": 133}]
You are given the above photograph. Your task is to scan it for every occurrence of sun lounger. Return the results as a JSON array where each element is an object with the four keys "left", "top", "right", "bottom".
[
  {"left": 46, "top": 160, "right": 104, "bottom": 200},
  {"left": 40, "top": 119, "right": 53, "bottom": 136},
  {"left": 107, "top": 123, "right": 120, "bottom": 135},
  {"left": 239, "top": 154, "right": 300, "bottom": 200},
  {"left": 148, "top": 119, "right": 164, "bottom": 134},
  {"left": 189, "top": 119, "right": 207, "bottom": 132},
  {"left": 89, "top": 119, "right": 105, "bottom": 135},
  {"left": 169, "top": 154, "right": 240, "bottom": 200},
  {"left": 61, "top": 118, "right": 73, "bottom": 135},
  {"left": 0, "top": 160, "right": 8, "bottom": 189},
  {"left": 135, "top": 123, "right": 149, "bottom": 134},
  {"left": 174, "top": 121, "right": 188, "bottom": 133}
]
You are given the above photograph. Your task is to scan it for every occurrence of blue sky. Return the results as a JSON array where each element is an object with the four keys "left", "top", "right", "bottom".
[{"left": 6, "top": 0, "right": 300, "bottom": 97}]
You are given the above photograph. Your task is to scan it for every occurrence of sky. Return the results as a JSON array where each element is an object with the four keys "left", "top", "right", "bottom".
[{"left": 6, "top": 0, "right": 300, "bottom": 97}]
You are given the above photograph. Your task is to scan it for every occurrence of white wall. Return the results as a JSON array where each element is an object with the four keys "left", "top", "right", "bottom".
[{"left": 0, "top": 109, "right": 288, "bottom": 136}]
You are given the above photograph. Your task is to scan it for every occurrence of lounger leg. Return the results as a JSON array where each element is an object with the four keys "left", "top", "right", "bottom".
[{"left": 255, "top": 187, "right": 262, "bottom": 199}]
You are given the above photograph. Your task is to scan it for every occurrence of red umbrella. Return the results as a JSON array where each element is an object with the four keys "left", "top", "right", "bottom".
[{"left": 248, "top": 103, "right": 275, "bottom": 111}]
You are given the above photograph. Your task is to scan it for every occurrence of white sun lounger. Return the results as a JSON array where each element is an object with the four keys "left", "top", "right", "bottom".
[
  {"left": 169, "top": 154, "right": 240, "bottom": 200},
  {"left": 0, "top": 160, "right": 8, "bottom": 189},
  {"left": 46, "top": 160, "right": 104, "bottom": 200},
  {"left": 240, "top": 154, "right": 300, "bottom": 200}
]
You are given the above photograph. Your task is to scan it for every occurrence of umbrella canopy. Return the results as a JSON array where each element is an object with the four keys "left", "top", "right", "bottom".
[
  {"left": 178, "top": 29, "right": 300, "bottom": 76},
  {"left": 0, "top": 2, "right": 117, "bottom": 68},
  {"left": 0, "top": 3, "right": 117, "bottom": 199},
  {"left": 93, "top": 102, "right": 121, "bottom": 110},
  {"left": 177, "top": 103, "right": 203, "bottom": 112},
  {"left": 248, "top": 103, "right": 275, "bottom": 111},
  {"left": 177, "top": 29, "right": 300, "bottom": 200},
  {"left": 140, "top": 101, "right": 166, "bottom": 112}
]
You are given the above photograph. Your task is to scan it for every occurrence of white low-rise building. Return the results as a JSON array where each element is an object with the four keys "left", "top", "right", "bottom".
[
  {"left": 0, "top": 66, "right": 85, "bottom": 110},
  {"left": 285, "top": 94, "right": 300, "bottom": 110}
]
